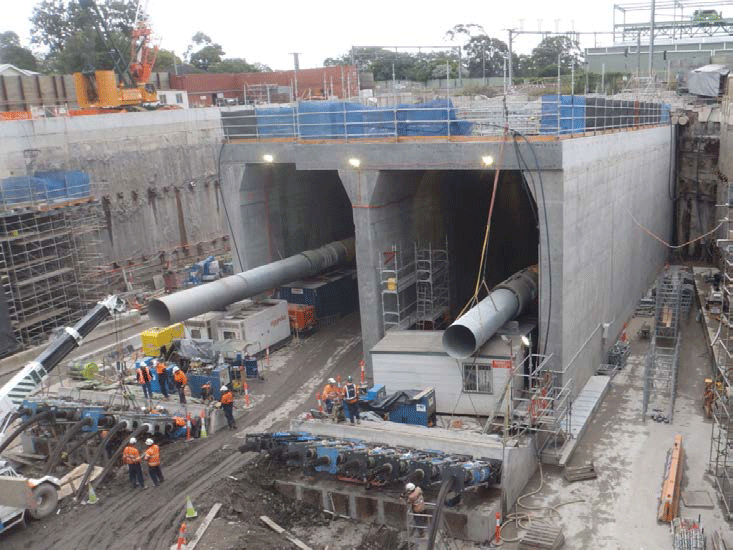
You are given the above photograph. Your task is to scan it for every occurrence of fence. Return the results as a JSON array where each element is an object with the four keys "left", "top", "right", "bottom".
[{"left": 222, "top": 95, "right": 671, "bottom": 141}]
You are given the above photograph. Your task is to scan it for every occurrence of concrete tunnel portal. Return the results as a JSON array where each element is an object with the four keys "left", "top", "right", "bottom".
[{"left": 216, "top": 147, "right": 541, "bottom": 369}]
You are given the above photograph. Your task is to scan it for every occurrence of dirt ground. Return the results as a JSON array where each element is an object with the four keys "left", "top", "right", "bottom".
[{"left": 0, "top": 312, "right": 377, "bottom": 550}]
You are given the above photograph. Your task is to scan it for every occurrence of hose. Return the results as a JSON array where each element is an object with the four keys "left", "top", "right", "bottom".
[
  {"left": 426, "top": 475, "right": 458, "bottom": 550},
  {"left": 43, "top": 416, "right": 94, "bottom": 475},
  {"left": 497, "top": 462, "right": 585, "bottom": 544},
  {"left": 0, "top": 410, "right": 53, "bottom": 456},
  {"left": 74, "top": 421, "right": 127, "bottom": 502},
  {"left": 92, "top": 424, "right": 149, "bottom": 490}
]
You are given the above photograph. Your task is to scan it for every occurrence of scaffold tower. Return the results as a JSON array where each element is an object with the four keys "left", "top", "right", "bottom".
[
  {"left": 710, "top": 181, "right": 733, "bottom": 519},
  {"left": 379, "top": 244, "right": 417, "bottom": 332},
  {"left": 415, "top": 240, "right": 450, "bottom": 330}
]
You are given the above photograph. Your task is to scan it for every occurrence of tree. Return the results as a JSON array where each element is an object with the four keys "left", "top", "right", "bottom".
[
  {"left": 530, "top": 36, "right": 583, "bottom": 76},
  {"left": 209, "top": 58, "right": 258, "bottom": 73},
  {"left": 153, "top": 49, "right": 181, "bottom": 72},
  {"left": 0, "top": 31, "right": 39, "bottom": 71},
  {"left": 184, "top": 32, "right": 224, "bottom": 70},
  {"left": 30, "top": 0, "right": 138, "bottom": 74},
  {"left": 463, "top": 35, "right": 509, "bottom": 78}
]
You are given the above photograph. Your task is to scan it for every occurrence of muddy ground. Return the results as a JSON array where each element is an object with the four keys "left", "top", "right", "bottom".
[{"left": 0, "top": 313, "right": 392, "bottom": 550}]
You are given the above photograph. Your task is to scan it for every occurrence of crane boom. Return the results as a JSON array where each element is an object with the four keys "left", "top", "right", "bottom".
[{"left": 0, "top": 295, "right": 125, "bottom": 438}]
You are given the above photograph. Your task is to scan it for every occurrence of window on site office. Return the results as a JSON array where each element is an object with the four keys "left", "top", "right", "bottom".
[
  {"left": 462, "top": 364, "right": 492, "bottom": 394},
  {"left": 176, "top": 93, "right": 183, "bottom": 103}
]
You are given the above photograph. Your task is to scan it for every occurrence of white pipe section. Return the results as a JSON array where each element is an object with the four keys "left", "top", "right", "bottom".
[
  {"left": 443, "top": 267, "right": 538, "bottom": 359},
  {"left": 149, "top": 238, "right": 355, "bottom": 325}
]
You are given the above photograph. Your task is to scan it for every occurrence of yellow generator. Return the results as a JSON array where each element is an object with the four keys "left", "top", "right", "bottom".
[
  {"left": 141, "top": 323, "right": 185, "bottom": 357},
  {"left": 73, "top": 70, "right": 158, "bottom": 110}
]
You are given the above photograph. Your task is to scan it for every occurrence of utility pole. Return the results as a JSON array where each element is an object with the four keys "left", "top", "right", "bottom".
[
  {"left": 508, "top": 30, "right": 513, "bottom": 89},
  {"left": 290, "top": 52, "right": 300, "bottom": 100},
  {"left": 648, "top": 0, "right": 656, "bottom": 77}
]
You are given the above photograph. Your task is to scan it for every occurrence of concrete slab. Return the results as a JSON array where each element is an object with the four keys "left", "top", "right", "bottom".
[{"left": 682, "top": 490, "right": 714, "bottom": 509}]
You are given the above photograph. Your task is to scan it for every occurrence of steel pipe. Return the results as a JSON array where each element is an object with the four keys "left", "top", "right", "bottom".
[
  {"left": 443, "top": 266, "right": 538, "bottom": 359},
  {"left": 149, "top": 238, "right": 355, "bottom": 325}
]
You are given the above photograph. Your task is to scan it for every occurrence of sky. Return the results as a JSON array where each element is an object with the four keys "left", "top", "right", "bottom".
[{"left": 0, "top": 0, "right": 699, "bottom": 70}]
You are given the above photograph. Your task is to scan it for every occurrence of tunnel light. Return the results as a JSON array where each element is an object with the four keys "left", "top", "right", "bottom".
[
  {"left": 262, "top": 154, "right": 274, "bottom": 163},
  {"left": 521, "top": 335, "right": 531, "bottom": 347},
  {"left": 348, "top": 158, "right": 361, "bottom": 169},
  {"left": 481, "top": 155, "right": 494, "bottom": 167}
]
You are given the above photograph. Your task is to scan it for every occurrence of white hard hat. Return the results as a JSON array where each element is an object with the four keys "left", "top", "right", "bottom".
[
  {"left": 141, "top": 406, "right": 147, "bottom": 412},
  {"left": 145, "top": 438, "right": 154, "bottom": 446},
  {"left": 220, "top": 385, "right": 228, "bottom": 392},
  {"left": 172, "top": 366, "right": 180, "bottom": 372},
  {"left": 129, "top": 437, "right": 137, "bottom": 444},
  {"left": 328, "top": 378, "right": 336, "bottom": 384},
  {"left": 405, "top": 482, "right": 416, "bottom": 492}
]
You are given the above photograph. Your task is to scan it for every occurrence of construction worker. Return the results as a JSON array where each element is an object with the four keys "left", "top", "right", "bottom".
[
  {"left": 143, "top": 438, "right": 164, "bottom": 487},
  {"left": 321, "top": 377, "right": 340, "bottom": 414},
  {"left": 122, "top": 437, "right": 145, "bottom": 489},
  {"left": 172, "top": 366, "right": 187, "bottom": 404},
  {"left": 155, "top": 358, "right": 169, "bottom": 399},
  {"left": 343, "top": 375, "right": 360, "bottom": 424},
  {"left": 219, "top": 385, "right": 236, "bottom": 430},
  {"left": 136, "top": 360, "right": 153, "bottom": 400},
  {"left": 405, "top": 482, "right": 427, "bottom": 529}
]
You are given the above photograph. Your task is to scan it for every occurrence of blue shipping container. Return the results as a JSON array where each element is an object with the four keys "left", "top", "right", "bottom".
[{"left": 278, "top": 268, "right": 359, "bottom": 320}]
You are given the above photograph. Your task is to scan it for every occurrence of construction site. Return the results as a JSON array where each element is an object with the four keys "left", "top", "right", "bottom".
[{"left": 3, "top": 1, "right": 733, "bottom": 549}]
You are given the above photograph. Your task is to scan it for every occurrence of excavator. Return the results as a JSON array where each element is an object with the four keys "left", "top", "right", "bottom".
[{"left": 72, "top": 0, "right": 161, "bottom": 110}]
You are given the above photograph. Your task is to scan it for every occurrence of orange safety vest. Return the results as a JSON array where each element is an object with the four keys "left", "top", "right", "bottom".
[
  {"left": 220, "top": 391, "right": 233, "bottom": 405},
  {"left": 156, "top": 361, "right": 166, "bottom": 375},
  {"left": 173, "top": 416, "right": 186, "bottom": 427},
  {"left": 143, "top": 444, "right": 161, "bottom": 467},
  {"left": 122, "top": 445, "right": 141, "bottom": 465},
  {"left": 174, "top": 370, "right": 187, "bottom": 386},
  {"left": 322, "top": 384, "right": 340, "bottom": 400},
  {"left": 137, "top": 365, "right": 151, "bottom": 384}
]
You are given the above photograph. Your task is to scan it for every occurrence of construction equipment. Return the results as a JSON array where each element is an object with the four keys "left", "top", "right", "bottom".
[
  {"left": 658, "top": 435, "right": 684, "bottom": 523},
  {"left": 0, "top": 295, "right": 125, "bottom": 437},
  {"left": 185, "top": 257, "right": 221, "bottom": 287},
  {"left": 0, "top": 460, "right": 61, "bottom": 535},
  {"left": 72, "top": 0, "right": 160, "bottom": 110}
]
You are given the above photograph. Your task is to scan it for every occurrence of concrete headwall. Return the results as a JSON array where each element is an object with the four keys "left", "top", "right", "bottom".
[
  {"left": 0, "top": 108, "right": 227, "bottom": 272},
  {"left": 559, "top": 127, "right": 672, "bottom": 392}
]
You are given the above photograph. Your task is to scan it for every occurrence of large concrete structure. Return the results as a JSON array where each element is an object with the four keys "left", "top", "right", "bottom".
[{"left": 219, "top": 126, "right": 673, "bottom": 399}]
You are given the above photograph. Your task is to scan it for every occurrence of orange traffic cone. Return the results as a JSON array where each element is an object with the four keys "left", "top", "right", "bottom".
[
  {"left": 177, "top": 522, "right": 187, "bottom": 550},
  {"left": 317, "top": 392, "right": 323, "bottom": 413},
  {"left": 244, "top": 381, "right": 250, "bottom": 407},
  {"left": 185, "top": 413, "right": 192, "bottom": 442},
  {"left": 199, "top": 409, "right": 207, "bottom": 438},
  {"left": 495, "top": 512, "right": 501, "bottom": 542},
  {"left": 359, "top": 360, "right": 366, "bottom": 385}
]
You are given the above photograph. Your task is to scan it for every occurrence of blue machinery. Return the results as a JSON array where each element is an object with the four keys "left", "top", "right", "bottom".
[{"left": 241, "top": 432, "right": 502, "bottom": 493}]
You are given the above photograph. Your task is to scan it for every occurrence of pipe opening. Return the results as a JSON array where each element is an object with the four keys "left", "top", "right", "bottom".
[
  {"left": 443, "top": 325, "right": 477, "bottom": 359},
  {"left": 148, "top": 300, "right": 171, "bottom": 326}
]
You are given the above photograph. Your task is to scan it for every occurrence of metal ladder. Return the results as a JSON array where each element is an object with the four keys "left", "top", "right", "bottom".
[{"left": 405, "top": 504, "right": 459, "bottom": 550}]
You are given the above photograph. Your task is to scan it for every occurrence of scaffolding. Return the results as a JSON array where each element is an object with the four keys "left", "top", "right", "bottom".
[
  {"left": 0, "top": 208, "right": 81, "bottom": 347},
  {"left": 380, "top": 244, "right": 417, "bottom": 332},
  {"left": 710, "top": 181, "right": 733, "bottom": 519},
  {"left": 415, "top": 240, "right": 449, "bottom": 330},
  {"left": 642, "top": 267, "right": 684, "bottom": 422}
]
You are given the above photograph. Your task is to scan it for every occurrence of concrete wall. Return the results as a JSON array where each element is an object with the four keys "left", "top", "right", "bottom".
[
  {"left": 558, "top": 126, "right": 672, "bottom": 392},
  {"left": 0, "top": 109, "right": 226, "bottom": 271}
]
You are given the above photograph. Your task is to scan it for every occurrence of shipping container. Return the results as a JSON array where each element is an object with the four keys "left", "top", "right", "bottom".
[
  {"left": 213, "top": 299, "right": 290, "bottom": 354},
  {"left": 278, "top": 268, "right": 359, "bottom": 321}
]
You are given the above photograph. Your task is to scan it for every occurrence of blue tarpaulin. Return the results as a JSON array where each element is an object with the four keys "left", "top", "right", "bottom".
[
  {"left": 253, "top": 99, "right": 473, "bottom": 139},
  {"left": 0, "top": 171, "right": 91, "bottom": 205}
]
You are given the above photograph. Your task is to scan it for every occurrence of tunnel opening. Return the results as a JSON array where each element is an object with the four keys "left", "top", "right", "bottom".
[{"left": 239, "top": 164, "right": 360, "bottom": 330}]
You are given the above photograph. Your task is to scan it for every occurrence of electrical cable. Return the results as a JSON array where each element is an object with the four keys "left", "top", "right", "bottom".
[
  {"left": 216, "top": 141, "right": 243, "bottom": 270},
  {"left": 626, "top": 206, "right": 722, "bottom": 250}
]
